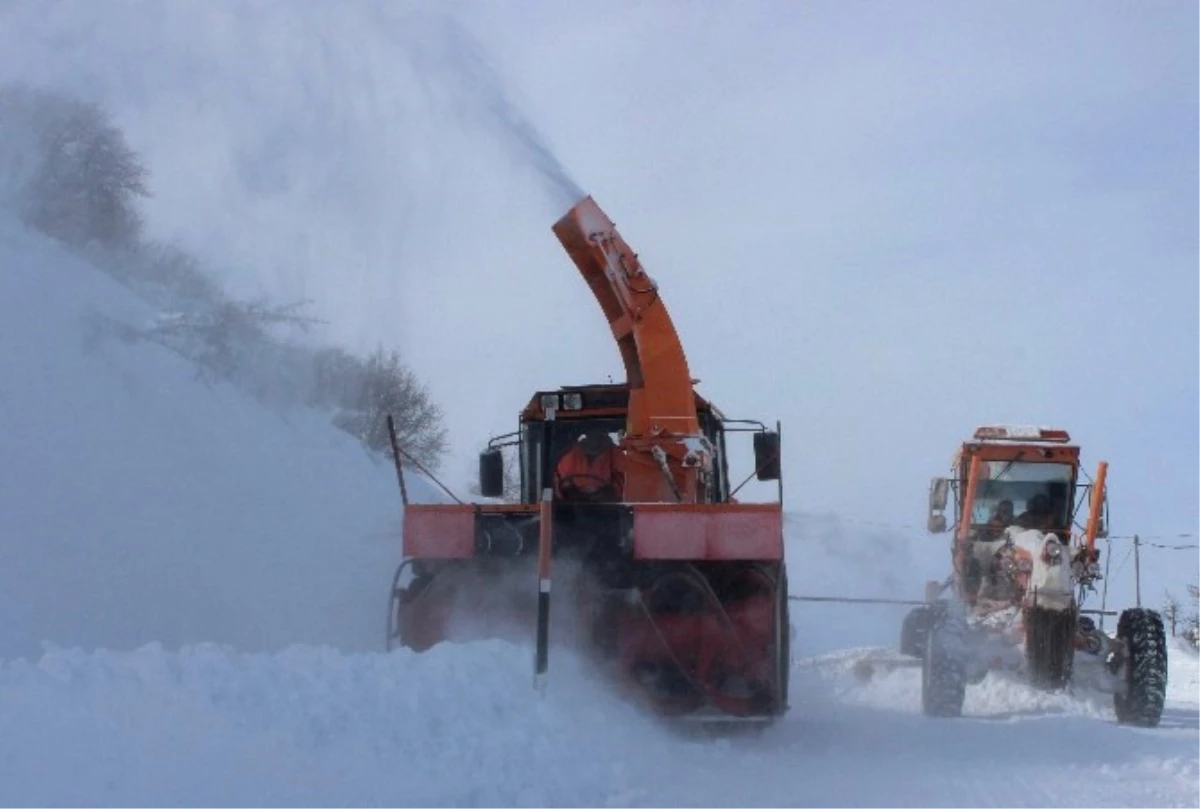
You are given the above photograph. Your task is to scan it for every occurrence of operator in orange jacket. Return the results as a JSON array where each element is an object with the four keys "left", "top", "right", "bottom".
[{"left": 555, "top": 431, "right": 624, "bottom": 502}]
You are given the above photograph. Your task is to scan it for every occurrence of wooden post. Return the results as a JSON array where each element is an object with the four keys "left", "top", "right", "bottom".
[
  {"left": 1134, "top": 534, "right": 1142, "bottom": 609},
  {"left": 386, "top": 414, "right": 409, "bottom": 506}
]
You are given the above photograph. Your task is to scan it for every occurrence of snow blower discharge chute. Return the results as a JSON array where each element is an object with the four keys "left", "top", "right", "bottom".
[{"left": 385, "top": 196, "right": 790, "bottom": 721}]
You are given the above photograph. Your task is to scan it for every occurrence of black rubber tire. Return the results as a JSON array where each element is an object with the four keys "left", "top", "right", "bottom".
[
  {"left": 1025, "top": 606, "right": 1076, "bottom": 690},
  {"left": 921, "top": 606, "right": 967, "bottom": 718},
  {"left": 1113, "top": 607, "right": 1167, "bottom": 727},
  {"left": 901, "top": 605, "right": 934, "bottom": 658}
]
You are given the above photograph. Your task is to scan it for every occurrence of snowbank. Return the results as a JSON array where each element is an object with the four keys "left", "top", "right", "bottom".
[
  {"left": 0, "top": 641, "right": 660, "bottom": 807},
  {"left": 1167, "top": 637, "right": 1199, "bottom": 706},
  {"left": 802, "top": 634, "right": 1200, "bottom": 722},
  {"left": 0, "top": 217, "right": 434, "bottom": 661},
  {"left": 1, "top": 641, "right": 1196, "bottom": 808}
]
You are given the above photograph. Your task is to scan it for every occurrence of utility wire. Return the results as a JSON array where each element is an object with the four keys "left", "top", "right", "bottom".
[{"left": 782, "top": 511, "right": 1200, "bottom": 547}]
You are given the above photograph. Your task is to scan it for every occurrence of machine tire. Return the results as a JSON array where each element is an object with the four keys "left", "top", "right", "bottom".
[
  {"left": 901, "top": 605, "right": 934, "bottom": 658},
  {"left": 1113, "top": 608, "right": 1167, "bottom": 727},
  {"left": 1025, "top": 606, "right": 1076, "bottom": 690},
  {"left": 921, "top": 605, "right": 967, "bottom": 718}
]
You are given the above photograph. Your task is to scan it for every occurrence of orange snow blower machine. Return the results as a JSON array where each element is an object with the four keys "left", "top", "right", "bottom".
[{"left": 386, "top": 196, "right": 790, "bottom": 720}]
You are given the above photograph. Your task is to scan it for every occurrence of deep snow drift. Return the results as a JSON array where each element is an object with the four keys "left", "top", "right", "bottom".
[
  {"left": 0, "top": 217, "right": 437, "bottom": 661},
  {"left": 1, "top": 636, "right": 1196, "bottom": 807}
]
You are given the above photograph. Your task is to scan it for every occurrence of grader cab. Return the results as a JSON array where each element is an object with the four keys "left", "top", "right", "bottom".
[{"left": 908, "top": 425, "right": 1167, "bottom": 725}]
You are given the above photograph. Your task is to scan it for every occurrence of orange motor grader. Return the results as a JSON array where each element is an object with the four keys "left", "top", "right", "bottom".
[
  {"left": 386, "top": 197, "right": 790, "bottom": 720},
  {"left": 909, "top": 425, "right": 1167, "bottom": 725}
]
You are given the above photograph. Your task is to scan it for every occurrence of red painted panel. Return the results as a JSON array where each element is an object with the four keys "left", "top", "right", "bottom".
[
  {"left": 631, "top": 504, "right": 782, "bottom": 561},
  {"left": 403, "top": 505, "right": 475, "bottom": 558}
]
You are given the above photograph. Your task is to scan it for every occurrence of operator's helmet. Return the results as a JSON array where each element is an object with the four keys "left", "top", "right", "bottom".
[{"left": 579, "top": 431, "right": 615, "bottom": 457}]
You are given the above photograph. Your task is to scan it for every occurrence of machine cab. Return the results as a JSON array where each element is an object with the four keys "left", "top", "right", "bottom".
[
  {"left": 478, "top": 383, "right": 780, "bottom": 506},
  {"left": 926, "top": 425, "right": 1107, "bottom": 541}
]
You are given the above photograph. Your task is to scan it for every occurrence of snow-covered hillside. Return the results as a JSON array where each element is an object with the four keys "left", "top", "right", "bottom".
[{"left": 0, "top": 217, "right": 439, "bottom": 662}]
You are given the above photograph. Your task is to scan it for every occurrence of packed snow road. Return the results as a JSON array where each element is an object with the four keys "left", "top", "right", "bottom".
[{"left": 1, "top": 639, "right": 1195, "bottom": 807}]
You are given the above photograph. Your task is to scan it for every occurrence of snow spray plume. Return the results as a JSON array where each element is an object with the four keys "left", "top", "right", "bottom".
[
  {"left": 428, "top": 556, "right": 591, "bottom": 654},
  {"left": 400, "top": 13, "right": 584, "bottom": 211}
]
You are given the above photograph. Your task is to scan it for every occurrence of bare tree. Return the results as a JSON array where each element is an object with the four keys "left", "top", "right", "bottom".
[
  {"left": 331, "top": 347, "right": 448, "bottom": 472},
  {"left": 121, "top": 242, "right": 225, "bottom": 309},
  {"left": 1163, "top": 591, "right": 1181, "bottom": 637},
  {"left": 95, "top": 299, "right": 322, "bottom": 389},
  {"left": 1187, "top": 585, "right": 1199, "bottom": 650},
  {"left": 14, "top": 89, "right": 150, "bottom": 250},
  {"left": 4, "top": 84, "right": 451, "bottom": 474}
]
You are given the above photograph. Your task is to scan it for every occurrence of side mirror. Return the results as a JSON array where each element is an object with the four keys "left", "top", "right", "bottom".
[
  {"left": 927, "top": 476, "right": 949, "bottom": 534},
  {"left": 479, "top": 449, "right": 504, "bottom": 498},
  {"left": 924, "top": 579, "right": 944, "bottom": 602},
  {"left": 929, "top": 477, "right": 949, "bottom": 511},
  {"left": 753, "top": 431, "right": 781, "bottom": 481}
]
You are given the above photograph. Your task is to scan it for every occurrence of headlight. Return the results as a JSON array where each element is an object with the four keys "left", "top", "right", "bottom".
[{"left": 1042, "top": 540, "right": 1064, "bottom": 565}]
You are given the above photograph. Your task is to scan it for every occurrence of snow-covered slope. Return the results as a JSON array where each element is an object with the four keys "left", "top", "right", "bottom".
[{"left": 0, "top": 217, "right": 436, "bottom": 661}]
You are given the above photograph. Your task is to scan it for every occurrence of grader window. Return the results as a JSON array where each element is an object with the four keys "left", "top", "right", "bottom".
[{"left": 968, "top": 462, "right": 1074, "bottom": 530}]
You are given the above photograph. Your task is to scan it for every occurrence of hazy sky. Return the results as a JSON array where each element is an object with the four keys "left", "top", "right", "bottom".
[{"left": 0, "top": 1, "right": 1195, "bottom": 600}]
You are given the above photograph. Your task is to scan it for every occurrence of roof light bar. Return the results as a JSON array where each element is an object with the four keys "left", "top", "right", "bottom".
[{"left": 973, "top": 425, "right": 1071, "bottom": 443}]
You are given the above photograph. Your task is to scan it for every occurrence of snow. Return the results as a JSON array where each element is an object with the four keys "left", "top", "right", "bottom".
[
  {"left": 0, "top": 639, "right": 1195, "bottom": 807},
  {"left": 975, "top": 425, "right": 1068, "bottom": 440},
  {"left": 0, "top": 88, "right": 1195, "bottom": 809},
  {"left": 1167, "top": 638, "right": 1199, "bottom": 707},
  {"left": 0, "top": 217, "right": 439, "bottom": 662}
]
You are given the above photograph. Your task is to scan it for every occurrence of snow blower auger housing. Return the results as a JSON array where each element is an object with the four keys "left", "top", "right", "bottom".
[
  {"left": 388, "top": 197, "right": 790, "bottom": 721},
  {"left": 907, "top": 425, "right": 1167, "bottom": 725}
]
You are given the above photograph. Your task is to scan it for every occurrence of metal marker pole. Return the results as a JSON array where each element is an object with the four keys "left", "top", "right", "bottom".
[{"left": 534, "top": 488, "right": 553, "bottom": 690}]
